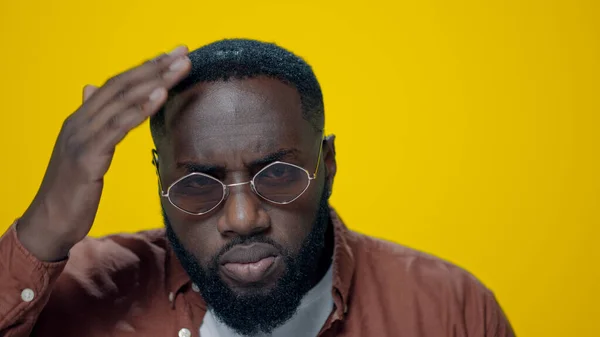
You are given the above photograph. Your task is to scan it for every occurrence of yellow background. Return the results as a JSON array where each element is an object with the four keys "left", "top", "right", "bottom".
[{"left": 1, "top": 0, "right": 598, "bottom": 335}]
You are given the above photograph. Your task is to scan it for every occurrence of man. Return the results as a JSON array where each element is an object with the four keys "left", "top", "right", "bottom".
[{"left": 0, "top": 39, "right": 515, "bottom": 337}]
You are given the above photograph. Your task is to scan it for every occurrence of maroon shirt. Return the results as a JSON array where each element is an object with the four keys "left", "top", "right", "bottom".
[{"left": 0, "top": 210, "right": 515, "bottom": 336}]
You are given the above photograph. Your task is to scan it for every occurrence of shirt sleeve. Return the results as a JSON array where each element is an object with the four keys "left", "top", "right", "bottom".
[
  {"left": 0, "top": 221, "right": 67, "bottom": 336},
  {"left": 485, "top": 290, "right": 516, "bottom": 337}
]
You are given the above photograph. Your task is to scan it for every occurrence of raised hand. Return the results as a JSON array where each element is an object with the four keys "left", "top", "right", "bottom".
[{"left": 17, "top": 46, "right": 191, "bottom": 261}]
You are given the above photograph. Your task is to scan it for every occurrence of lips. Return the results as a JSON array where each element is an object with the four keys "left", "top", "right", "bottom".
[{"left": 219, "top": 243, "right": 283, "bottom": 284}]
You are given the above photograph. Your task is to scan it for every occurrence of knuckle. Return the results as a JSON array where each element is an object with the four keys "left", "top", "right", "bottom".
[
  {"left": 106, "top": 111, "right": 140, "bottom": 132},
  {"left": 147, "top": 55, "right": 172, "bottom": 77},
  {"left": 147, "top": 53, "right": 168, "bottom": 65},
  {"left": 62, "top": 115, "right": 76, "bottom": 129},
  {"left": 128, "top": 105, "right": 146, "bottom": 126},
  {"left": 105, "top": 74, "right": 121, "bottom": 86},
  {"left": 155, "top": 70, "right": 165, "bottom": 80},
  {"left": 146, "top": 58, "right": 163, "bottom": 72},
  {"left": 143, "top": 59, "right": 157, "bottom": 67},
  {"left": 124, "top": 107, "right": 145, "bottom": 128},
  {"left": 105, "top": 73, "right": 131, "bottom": 90},
  {"left": 116, "top": 89, "right": 127, "bottom": 101},
  {"left": 134, "top": 102, "right": 145, "bottom": 114},
  {"left": 107, "top": 122, "right": 129, "bottom": 142},
  {"left": 106, "top": 114, "right": 121, "bottom": 131},
  {"left": 152, "top": 65, "right": 167, "bottom": 81}
]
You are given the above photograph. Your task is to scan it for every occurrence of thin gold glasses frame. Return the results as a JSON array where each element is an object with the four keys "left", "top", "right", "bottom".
[{"left": 151, "top": 142, "right": 323, "bottom": 216}]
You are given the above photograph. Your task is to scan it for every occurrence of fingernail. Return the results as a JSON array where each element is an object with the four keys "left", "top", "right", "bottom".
[
  {"left": 169, "top": 57, "right": 187, "bottom": 71},
  {"left": 149, "top": 88, "right": 164, "bottom": 101},
  {"left": 168, "top": 45, "right": 187, "bottom": 57}
]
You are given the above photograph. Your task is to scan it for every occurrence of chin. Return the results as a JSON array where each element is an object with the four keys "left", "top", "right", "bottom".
[{"left": 225, "top": 281, "right": 278, "bottom": 296}]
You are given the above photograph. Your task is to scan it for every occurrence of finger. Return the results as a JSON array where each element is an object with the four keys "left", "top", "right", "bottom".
[
  {"left": 77, "top": 55, "right": 190, "bottom": 139},
  {"left": 89, "top": 87, "right": 167, "bottom": 154},
  {"left": 80, "top": 45, "right": 189, "bottom": 117},
  {"left": 93, "top": 56, "right": 190, "bottom": 124},
  {"left": 82, "top": 80, "right": 167, "bottom": 141},
  {"left": 83, "top": 85, "right": 98, "bottom": 103}
]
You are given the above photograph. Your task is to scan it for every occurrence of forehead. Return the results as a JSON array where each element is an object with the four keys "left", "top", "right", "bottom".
[{"left": 162, "top": 77, "right": 318, "bottom": 164}]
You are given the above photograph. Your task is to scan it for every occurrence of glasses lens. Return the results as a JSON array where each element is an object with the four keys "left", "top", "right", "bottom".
[
  {"left": 169, "top": 174, "right": 224, "bottom": 214},
  {"left": 254, "top": 163, "right": 310, "bottom": 203}
]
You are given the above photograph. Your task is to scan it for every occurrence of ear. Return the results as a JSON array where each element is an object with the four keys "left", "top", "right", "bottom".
[
  {"left": 322, "top": 134, "right": 337, "bottom": 195},
  {"left": 82, "top": 84, "right": 98, "bottom": 103}
]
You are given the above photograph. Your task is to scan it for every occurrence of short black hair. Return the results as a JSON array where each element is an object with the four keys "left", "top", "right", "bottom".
[{"left": 150, "top": 38, "right": 324, "bottom": 144}]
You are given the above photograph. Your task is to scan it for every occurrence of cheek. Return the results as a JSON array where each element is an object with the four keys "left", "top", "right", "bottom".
[
  {"left": 267, "top": 179, "right": 325, "bottom": 253},
  {"left": 166, "top": 208, "right": 223, "bottom": 267},
  {"left": 268, "top": 211, "right": 310, "bottom": 253}
]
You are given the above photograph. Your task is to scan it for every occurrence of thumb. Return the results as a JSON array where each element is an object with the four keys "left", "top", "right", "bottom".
[{"left": 82, "top": 84, "right": 98, "bottom": 103}]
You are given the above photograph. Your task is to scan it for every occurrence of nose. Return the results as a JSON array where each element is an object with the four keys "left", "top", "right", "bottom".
[{"left": 217, "top": 182, "right": 270, "bottom": 237}]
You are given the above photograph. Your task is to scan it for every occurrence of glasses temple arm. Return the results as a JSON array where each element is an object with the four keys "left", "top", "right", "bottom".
[
  {"left": 311, "top": 137, "right": 324, "bottom": 179},
  {"left": 152, "top": 149, "right": 167, "bottom": 195}
]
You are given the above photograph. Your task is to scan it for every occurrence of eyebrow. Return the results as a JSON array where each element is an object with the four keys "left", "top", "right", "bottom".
[
  {"left": 175, "top": 148, "right": 301, "bottom": 174},
  {"left": 176, "top": 162, "right": 224, "bottom": 175},
  {"left": 248, "top": 148, "right": 300, "bottom": 167}
]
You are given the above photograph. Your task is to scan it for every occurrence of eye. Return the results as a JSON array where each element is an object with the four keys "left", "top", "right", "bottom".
[
  {"left": 253, "top": 163, "right": 311, "bottom": 202},
  {"left": 268, "top": 165, "right": 291, "bottom": 177},
  {"left": 260, "top": 164, "right": 295, "bottom": 179},
  {"left": 172, "top": 174, "right": 222, "bottom": 195},
  {"left": 183, "top": 176, "right": 213, "bottom": 187},
  {"left": 255, "top": 163, "right": 306, "bottom": 187}
]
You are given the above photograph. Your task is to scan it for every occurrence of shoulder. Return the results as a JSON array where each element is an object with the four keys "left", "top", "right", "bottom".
[
  {"left": 346, "top": 229, "right": 496, "bottom": 309},
  {"left": 342, "top": 230, "right": 514, "bottom": 336}
]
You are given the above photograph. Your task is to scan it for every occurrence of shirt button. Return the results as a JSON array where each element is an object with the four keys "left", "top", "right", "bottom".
[
  {"left": 191, "top": 283, "right": 200, "bottom": 293},
  {"left": 168, "top": 292, "right": 175, "bottom": 302},
  {"left": 21, "top": 288, "right": 35, "bottom": 302},
  {"left": 178, "top": 328, "right": 191, "bottom": 337}
]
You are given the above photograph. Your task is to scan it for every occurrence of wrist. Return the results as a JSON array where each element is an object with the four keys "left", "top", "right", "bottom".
[{"left": 17, "top": 205, "right": 76, "bottom": 262}]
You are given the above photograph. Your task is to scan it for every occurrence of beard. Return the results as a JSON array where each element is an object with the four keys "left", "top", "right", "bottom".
[{"left": 163, "top": 185, "right": 332, "bottom": 336}]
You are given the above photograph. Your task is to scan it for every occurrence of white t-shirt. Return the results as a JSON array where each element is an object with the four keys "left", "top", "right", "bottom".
[{"left": 199, "top": 264, "right": 334, "bottom": 337}]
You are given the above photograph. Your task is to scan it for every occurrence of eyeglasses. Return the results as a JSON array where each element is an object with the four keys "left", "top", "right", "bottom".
[{"left": 152, "top": 145, "right": 322, "bottom": 216}]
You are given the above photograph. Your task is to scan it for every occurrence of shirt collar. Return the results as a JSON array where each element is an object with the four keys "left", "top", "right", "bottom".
[
  {"left": 164, "top": 207, "right": 356, "bottom": 317},
  {"left": 164, "top": 241, "right": 193, "bottom": 301},
  {"left": 328, "top": 208, "right": 355, "bottom": 318}
]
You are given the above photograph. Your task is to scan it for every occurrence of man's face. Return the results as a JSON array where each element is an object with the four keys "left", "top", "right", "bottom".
[{"left": 157, "top": 77, "right": 336, "bottom": 335}]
